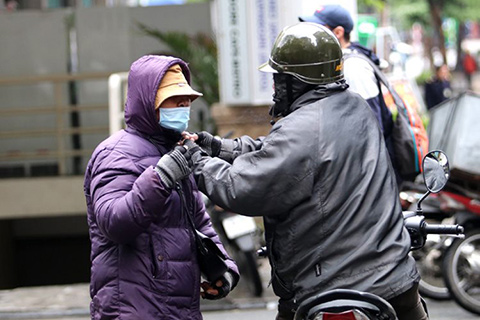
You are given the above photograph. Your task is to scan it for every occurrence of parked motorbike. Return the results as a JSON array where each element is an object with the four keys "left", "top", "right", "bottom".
[
  {"left": 291, "top": 150, "right": 464, "bottom": 320},
  {"left": 400, "top": 182, "right": 454, "bottom": 300},
  {"left": 202, "top": 194, "right": 264, "bottom": 297},
  {"left": 401, "top": 178, "right": 480, "bottom": 314},
  {"left": 441, "top": 185, "right": 480, "bottom": 315}
]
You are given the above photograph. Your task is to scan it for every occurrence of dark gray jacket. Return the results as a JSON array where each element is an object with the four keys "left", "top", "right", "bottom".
[{"left": 194, "top": 87, "right": 419, "bottom": 306}]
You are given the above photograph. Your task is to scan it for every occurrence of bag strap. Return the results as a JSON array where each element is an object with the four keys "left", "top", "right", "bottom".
[
  {"left": 149, "top": 140, "right": 209, "bottom": 254},
  {"left": 343, "top": 51, "right": 406, "bottom": 111},
  {"left": 175, "top": 182, "right": 208, "bottom": 254}
]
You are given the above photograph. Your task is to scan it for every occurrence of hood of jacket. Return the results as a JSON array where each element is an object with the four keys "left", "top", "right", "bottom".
[{"left": 124, "top": 55, "right": 192, "bottom": 138}]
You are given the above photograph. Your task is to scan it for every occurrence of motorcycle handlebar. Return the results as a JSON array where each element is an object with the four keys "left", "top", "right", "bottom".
[
  {"left": 424, "top": 223, "right": 464, "bottom": 235},
  {"left": 257, "top": 246, "right": 268, "bottom": 258}
]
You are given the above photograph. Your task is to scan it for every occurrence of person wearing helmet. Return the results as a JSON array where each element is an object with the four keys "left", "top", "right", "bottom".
[
  {"left": 299, "top": 5, "right": 405, "bottom": 185},
  {"left": 187, "top": 23, "right": 423, "bottom": 320}
]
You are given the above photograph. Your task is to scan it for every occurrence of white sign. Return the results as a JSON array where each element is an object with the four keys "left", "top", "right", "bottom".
[
  {"left": 245, "top": 0, "right": 281, "bottom": 105},
  {"left": 214, "top": 0, "right": 251, "bottom": 105},
  {"left": 212, "top": 0, "right": 357, "bottom": 106},
  {"left": 214, "top": 0, "right": 294, "bottom": 106}
]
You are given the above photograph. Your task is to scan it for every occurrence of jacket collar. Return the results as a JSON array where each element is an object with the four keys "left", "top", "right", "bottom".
[{"left": 289, "top": 80, "right": 349, "bottom": 113}]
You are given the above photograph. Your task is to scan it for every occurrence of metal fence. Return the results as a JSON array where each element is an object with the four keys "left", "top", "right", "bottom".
[{"left": 0, "top": 72, "right": 115, "bottom": 177}]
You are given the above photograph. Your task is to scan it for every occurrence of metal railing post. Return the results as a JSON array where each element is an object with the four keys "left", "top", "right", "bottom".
[{"left": 54, "top": 82, "right": 67, "bottom": 175}]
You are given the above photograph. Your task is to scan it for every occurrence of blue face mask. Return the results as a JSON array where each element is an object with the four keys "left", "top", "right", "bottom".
[{"left": 159, "top": 107, "right": 191, "bottom": 133}]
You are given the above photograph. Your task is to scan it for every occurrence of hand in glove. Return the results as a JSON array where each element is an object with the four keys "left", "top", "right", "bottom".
[
  {"left": 155, "top": 139, "right": 202, "bottom": 188},
  {"left": 196, "top": 131, "right": 222, "bottom": 157},
  {"left": 200, "top": 271, "right": 237, "bottom": 300}
]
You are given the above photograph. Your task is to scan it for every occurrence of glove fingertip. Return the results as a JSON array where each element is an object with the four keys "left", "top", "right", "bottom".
[{"left": 174, "top": 145, "right": 186, "bottom": 153}]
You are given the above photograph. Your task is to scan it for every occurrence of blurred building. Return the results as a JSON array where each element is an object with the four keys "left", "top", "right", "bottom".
[
  {"left": 0, "top": 1, "right": 212, "bottom": 289},
  {"left": 2, "top": 0, "right": 190, "bottom": 10},
  {"left": 0, "top": 0, "right": 357, "bottom": 290}
]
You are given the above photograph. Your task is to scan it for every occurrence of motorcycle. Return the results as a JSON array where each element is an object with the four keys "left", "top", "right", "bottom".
[
  {"left": 290, "top": 150, "right": 464, "bottom": 320},
  {"left": 400, "top": 182, "right": 454, "bottom": 300},
  {"left": 441, "top": 184, "right": 480, "bottom": 315},
  {"left": 401, "top": 179, "right": 480, "bottom": 314},
  {"left": 202, "top": 194, "right": 264, "bottom": 297}
]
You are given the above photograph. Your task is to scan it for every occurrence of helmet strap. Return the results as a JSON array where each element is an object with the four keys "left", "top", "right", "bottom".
[
  {"left": 269, "top": 105, "right": 276, "bottom": 125},
  {"left": 270, "top": 73, "right": 320, "bottom": 122},
  {"left": 286, "top": 75, "right": 294, "bottom": 108}
]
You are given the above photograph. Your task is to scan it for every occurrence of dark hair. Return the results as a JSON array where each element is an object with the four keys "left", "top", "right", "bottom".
[{"left": 344, "top": 31, "right": 351, "bottom": 43}]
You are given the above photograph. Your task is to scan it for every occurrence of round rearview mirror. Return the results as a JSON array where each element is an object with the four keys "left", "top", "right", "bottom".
[{"left": 422, "top": 150, "right": 450, "bottom": 193}]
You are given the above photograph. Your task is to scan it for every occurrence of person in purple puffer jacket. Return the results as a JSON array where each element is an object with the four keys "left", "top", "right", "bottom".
[{"left": 84, "top": 55, "right": 239, "bottom": 320}]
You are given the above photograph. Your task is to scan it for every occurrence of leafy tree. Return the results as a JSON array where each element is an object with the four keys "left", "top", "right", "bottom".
[
  {"left": 390, "top": 0, "right": 480, "bottom": 70},
  {"left": 358, "top": 0, "right": 385, "bottom": 13}
]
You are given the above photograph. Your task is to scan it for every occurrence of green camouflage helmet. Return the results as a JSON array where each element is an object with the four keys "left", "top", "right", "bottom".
[{"left": 259, "top": 22, "right": 344, "bottom": 84}]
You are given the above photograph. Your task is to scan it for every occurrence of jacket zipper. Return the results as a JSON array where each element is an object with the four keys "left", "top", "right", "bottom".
[
  {"left": 176, "top": 182, "right": 200, "bottom": 291},
  {"left": 175, "top": 182, "right": 191, "bottom": 226},
  {"left": 149, "top": 234, "right": 159, "bottom": 278}
]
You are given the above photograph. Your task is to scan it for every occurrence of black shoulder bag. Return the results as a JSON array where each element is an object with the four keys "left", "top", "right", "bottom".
[{"left": 175, "top": 182, "right": 228, "bottom": 282}]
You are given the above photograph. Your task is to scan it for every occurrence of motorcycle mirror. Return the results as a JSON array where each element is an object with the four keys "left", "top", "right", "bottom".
[
  {"left": 422, "top": 150, "right": 450, "bottom": 193},
  {"left": 416, "top": 150, "right": 450, "bottom": 214}
]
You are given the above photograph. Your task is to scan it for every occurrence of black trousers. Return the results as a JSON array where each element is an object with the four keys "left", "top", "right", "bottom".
[
  {"left": 275, "top": 283, "right": 428, "bottom": 320},
  {"left": 388, "top": 283, "right": 429, "bottom": 320}
]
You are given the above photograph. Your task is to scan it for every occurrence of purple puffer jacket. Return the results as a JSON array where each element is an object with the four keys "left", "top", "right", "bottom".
[{"left": 84, "top": 55, "right": 238, "bottom": 320}]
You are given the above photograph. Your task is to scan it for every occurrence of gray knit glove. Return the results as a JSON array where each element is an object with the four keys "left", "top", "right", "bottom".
[
  {"left": 196, "top": 131, "right": 222, "bottom": 157},
  {"left": 155, "top": 140, "right": 202, "bottom": 188},
  {"left": 196, "top": 131, "right": 236, "bottom": 163}
]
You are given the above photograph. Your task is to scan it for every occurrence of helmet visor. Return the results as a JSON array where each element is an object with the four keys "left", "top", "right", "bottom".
[{"left": 258, "top": 61, "right": 278, "bottom": 73}]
